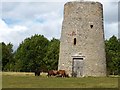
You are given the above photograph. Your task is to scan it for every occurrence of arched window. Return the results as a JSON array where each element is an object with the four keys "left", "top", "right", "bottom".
[{"left": 74, "top": 38, "right": 76, "bottom": 45}]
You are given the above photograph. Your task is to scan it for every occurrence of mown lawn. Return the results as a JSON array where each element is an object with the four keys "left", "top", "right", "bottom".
[{"left": 2, "top": 72, "right": 118, "bottom": 88}]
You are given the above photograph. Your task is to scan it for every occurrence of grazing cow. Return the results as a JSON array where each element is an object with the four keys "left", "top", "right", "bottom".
[
  {"left": 57, "top": 70, "right": 69, "bottom": 77},
  {"left": 34, "top": 70, "right": 41, "bottom": 76},
  {"left": 47, "top": 70, "right": 58, "bottom": 77}
]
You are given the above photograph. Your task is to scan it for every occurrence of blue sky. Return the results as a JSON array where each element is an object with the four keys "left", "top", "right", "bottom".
[{"left": 0, "top": 0, "right": 119, "bottom": 50}]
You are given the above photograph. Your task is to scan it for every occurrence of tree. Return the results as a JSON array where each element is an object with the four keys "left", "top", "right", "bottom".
[
  {"left": 105, "top": 35, "right": 120, "bottom": 75},
  {"left": 43, "top": 38, "right": 60, "bottom": 70},
  {"left": 118, "top": 39, "right": 120, "bottom": 74},
  {"left": 1, "top": 42, "right": 14, "bottom": 71},
  {"left": 14, "top": 34, "right": 49, "bottom": 72}
]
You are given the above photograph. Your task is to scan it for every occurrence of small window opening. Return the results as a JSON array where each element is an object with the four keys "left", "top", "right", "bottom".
[
  {"left": 90, "top": 25, "right": 93, "bottom": 28},
  {"left": 74, "top": 38, "right": 76, "bottom": 45}
]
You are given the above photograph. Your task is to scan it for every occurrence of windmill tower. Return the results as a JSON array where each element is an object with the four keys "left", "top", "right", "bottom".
[{"left": 58, "top": 1, "right": 106, "bottom": 77}]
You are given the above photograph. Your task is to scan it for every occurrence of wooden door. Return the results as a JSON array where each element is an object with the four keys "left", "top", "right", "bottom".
[{"left": 72, "top": 58, "right": 83, "bottom": 77}]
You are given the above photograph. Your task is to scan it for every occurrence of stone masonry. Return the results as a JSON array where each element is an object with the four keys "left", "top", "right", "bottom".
[{"left": 58, "top": 1, "right": 106, "bottom": 77}]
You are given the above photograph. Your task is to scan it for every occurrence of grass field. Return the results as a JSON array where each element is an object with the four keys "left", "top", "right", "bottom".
[{"left": 2, "top": 72, "right": 118, "bottom": 88}]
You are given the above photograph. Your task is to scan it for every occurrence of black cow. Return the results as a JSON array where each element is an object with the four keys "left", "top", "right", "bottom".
[{"left": 34, "top": 70, "right": 41, "bottom": 76}]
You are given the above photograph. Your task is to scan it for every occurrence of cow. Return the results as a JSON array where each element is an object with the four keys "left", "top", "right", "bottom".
[
  {"left": 34, "top": 69, "right": 41, "bottom": 76},
  {"left": 47, "top": 70, "right": 58, "bottom": 77},
  {"left": 57, "top": 70, "right": 69, "bottom": 77}
]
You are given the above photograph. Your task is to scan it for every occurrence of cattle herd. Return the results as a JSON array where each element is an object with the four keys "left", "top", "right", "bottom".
[{"left": 34, "top": 70, "right": 69, "bottom": 77}]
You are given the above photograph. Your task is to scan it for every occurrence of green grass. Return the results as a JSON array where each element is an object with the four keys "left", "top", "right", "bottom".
[{"left": 2, "top": 72, "right": 118, "bottom": 88}]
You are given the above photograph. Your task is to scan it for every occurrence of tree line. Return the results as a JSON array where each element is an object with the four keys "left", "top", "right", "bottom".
[
  {"left": 1, "top": 34, "right": 120, "bottom": 75},
  {"left": 1, "top": 34, "right": 59, "bottom": 72}
]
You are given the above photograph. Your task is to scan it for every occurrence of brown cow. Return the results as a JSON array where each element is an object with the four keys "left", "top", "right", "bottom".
[
  {"left": 47, "top": 70, "right": 58, "bottom": 77},
  {"left": 57, "top": 70, "right": 69, "bottom": 77}
]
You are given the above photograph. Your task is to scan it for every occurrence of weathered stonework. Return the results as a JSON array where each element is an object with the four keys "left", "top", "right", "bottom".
[{"left": 58, "top": 1, "right": 106, "bottom": 77}]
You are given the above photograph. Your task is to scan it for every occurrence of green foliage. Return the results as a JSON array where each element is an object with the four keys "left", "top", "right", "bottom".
[
  {"left": 14, "top": 34, "right": 49, "bottom": 72},
  {"left": 2, "top": 34, "right": 60, "bottom": 72},
  {"left": 13, "top": 35, "right": 59, "bottom": 72},
  {"left": 43, "top": 38, "right": 60, "bottom": 70},
  {"left": 1, "top": 42, "right": 14, "bottom": 71},
  {"left": 105, "top": 35, "right": 120, "bottom": 75}
]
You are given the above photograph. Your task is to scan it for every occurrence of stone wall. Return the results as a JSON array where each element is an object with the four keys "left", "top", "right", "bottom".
[{"left": 58, "top": 1, "right": 106, "bottom": 77}]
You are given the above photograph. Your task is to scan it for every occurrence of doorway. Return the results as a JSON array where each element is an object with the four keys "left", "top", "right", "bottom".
[{"left": 72, "top": 58, "right": 83, "bottom": 77}]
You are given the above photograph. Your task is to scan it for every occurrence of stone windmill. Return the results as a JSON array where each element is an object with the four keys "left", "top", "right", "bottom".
[{"left": 58, "top": 1, "right": 106, "bottom": 77}]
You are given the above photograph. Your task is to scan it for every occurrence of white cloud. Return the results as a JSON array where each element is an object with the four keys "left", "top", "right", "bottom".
[
  {"left": 102, "top": 2, "right": 118, "bottom": 39},
  {"left": 105, "top": 22, "right": 118, "bottom": 39},
  {"left": 0, "top": 19, "right": 27, "bottom": 34},
  {"left": 103, "top": 2, "right": 118, "bottom": 24},
  {"left": 0, "top": 2, "right": 63, "bottom": 50},
  {"left": 0, "top": 19, "right": 28, "bottom": 50},
  {"left": 21, "top": 11, "right": 63, "bottom": 40},
  {"left": 2, "top": 2, "right": 64, "bottom": 21}
]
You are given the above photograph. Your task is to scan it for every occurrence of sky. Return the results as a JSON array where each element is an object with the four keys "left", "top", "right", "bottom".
[{"left": 0, "top": 0, "right": 119, "bottom": 51}]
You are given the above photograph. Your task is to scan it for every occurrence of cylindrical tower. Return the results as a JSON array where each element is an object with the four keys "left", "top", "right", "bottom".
[{"left": 58, "top": 1, "right": 106, "bottom": 77}]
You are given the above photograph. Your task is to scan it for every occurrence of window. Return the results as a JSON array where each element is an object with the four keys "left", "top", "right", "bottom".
[
  {"left": 90, "top": 25, "right": 93, "bottom": 28},
  {"left": 74, "top": 38, "right": 76, "bottom": 45}
]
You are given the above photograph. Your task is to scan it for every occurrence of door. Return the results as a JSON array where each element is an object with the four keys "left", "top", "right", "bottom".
[{"left": 72, "top": 58, "right": 83, "bottom": 77}]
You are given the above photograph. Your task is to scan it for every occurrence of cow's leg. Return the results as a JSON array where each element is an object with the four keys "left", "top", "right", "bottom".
[
  {"left": 38, "top": 72, "right": 40, "bottom": 76},
  {"left": 35, "top": 72, "right": 37, "bottom": 76}
]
